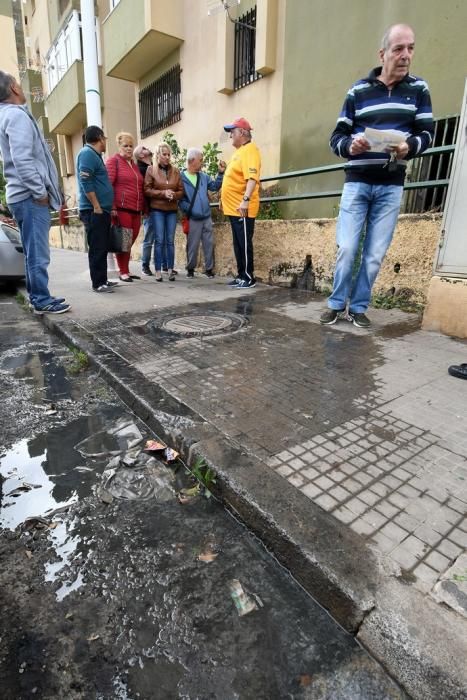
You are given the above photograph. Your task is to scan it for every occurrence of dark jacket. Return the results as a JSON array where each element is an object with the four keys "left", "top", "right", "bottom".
[
  {"left": 144, "top": 164, "right": 184, "bottom": 212},
  {"left": 179, "top": 170, "right": 223, "bottom": 220}
]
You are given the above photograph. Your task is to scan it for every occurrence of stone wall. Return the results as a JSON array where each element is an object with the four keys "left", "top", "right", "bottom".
[{"left": 50, "top": 213, "right": 441, "bottom": 303}]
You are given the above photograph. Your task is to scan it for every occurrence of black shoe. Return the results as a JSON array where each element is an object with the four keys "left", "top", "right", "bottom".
[
  {"left": 319, "top": 309, "right": 344, "bottom": 325},
  {"left": 168, "top": 273, "right": 176, "bottom": 282},
  {"left": 204, "top": 270, "right": 215, "bottom": 279},
  {"left": 348, "top": 311, "right": 371, "bottom": 328},
  {"left": 448, "top": 363, "right": 467, "bottom": 380},
  {"left": 119, "top": 275, "right": 133, "bottom": 282},
  {"left": 105, "top": 280, "right": 119, "bottom": 287},
  {"left": 142, "top": 266, "right": 153, "bottom": 276},
  {"left": 187, "top": 269, "right": 194, "bottom": 278},
  {"left": 93, "top": 285, "right": 114, "bottom": 293},
  {"left": 129, "top": 274, "right": 141, "bottom": 280},
  {"left": 235, "top": 279, "right": 256, "bottom": 289}
]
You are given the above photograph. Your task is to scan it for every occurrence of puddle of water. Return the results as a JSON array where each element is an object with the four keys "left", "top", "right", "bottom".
[
  {"left": 44, "top": 520, "right": 85, "bottom": 601},
  {"left": 1, "top": 350, "right": 73, "bottom": 403}
]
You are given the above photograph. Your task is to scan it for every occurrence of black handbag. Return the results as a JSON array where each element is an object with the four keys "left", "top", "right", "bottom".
[{"left": 108, "top": 223, "right": 133, "bottom": 253}]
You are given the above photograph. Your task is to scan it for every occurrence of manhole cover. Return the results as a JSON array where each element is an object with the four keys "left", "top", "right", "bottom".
[{"left": 151, "top": 311, "right": 247, "bottom": 337}]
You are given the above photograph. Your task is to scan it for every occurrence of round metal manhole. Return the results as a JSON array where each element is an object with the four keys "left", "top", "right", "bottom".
[{"left": 152, "top": 311, "right": 247, "bottom": 337}]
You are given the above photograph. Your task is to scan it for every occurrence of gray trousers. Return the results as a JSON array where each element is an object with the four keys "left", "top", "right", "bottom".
[{"left": 186, "top": 216, "right": 214, "bottom": 271}]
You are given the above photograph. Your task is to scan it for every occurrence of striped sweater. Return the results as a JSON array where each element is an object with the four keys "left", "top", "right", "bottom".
[{"left": 329, "top": 66, "right": 434, "bottom": 185}]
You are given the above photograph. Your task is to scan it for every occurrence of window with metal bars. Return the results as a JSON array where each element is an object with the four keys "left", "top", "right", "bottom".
[
  {"left": 403, "top": 115, "right": 460, "bottom": 213},
  {"left": 139, "top": 65, "right": 183, "bottom": 138},
  {"left": 234, "top": 6, "right": 261, "bottom": 91}
]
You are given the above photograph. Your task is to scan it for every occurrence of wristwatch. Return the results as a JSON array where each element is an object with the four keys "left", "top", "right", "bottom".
[{"left": 242, "top": 195, "right": 250, "bottom": 201}]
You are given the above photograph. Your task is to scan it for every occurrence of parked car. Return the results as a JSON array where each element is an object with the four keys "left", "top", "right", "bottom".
[{"left": 0, "top": 221, "right": 25, "bottom": 282}]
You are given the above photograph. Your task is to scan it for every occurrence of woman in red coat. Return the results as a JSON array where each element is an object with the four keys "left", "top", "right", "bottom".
[{"left": 106, "top": 132, "right": 145, "bottom": 282}]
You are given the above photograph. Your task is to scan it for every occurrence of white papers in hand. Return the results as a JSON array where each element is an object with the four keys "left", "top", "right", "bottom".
[{"left": 363, "top": 128, "right": 407, "bottom": 153}]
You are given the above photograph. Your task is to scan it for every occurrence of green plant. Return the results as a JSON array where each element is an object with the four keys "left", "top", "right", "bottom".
[
  {"left": 15, "top": 291, "right": 27, "bottom": 308},
  {"left": 371, "top": 292, "right": 424, "bottom": 314},
  {"left": 257, "top": 184, "right": 282, "bottom": 220},
  {"left": 68, "top": 346, "right": 89, "bottom": 374},
  {"left": 202, "top": 141, "right": 222, "bottom": 177},
  {"left": 162, "top": 131, "right": 187, "bottom": 171},
  {"left": 191, "top": 456, "right": 217, "bottom": 497}
]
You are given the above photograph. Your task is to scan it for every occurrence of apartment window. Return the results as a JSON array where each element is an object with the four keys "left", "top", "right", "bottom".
[
  {"left": 234, "top": 6, "right": 261, "bottom": 91},
  {"left": 139, "top": 65, "right": 182, "bottom": 138}
]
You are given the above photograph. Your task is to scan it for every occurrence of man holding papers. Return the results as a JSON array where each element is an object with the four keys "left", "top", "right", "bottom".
[{"left": 321, "top": 24, "right": 434, "bottom": 328}]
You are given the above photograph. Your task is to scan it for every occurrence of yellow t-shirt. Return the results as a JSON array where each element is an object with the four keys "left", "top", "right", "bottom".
[{"left": 221, "top": 141, "right": 261, "bottom": 217}]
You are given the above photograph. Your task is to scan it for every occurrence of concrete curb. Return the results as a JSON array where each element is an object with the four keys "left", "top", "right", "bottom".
[{"left": 40, "top": 313, "right": 467, "bottom": 700}]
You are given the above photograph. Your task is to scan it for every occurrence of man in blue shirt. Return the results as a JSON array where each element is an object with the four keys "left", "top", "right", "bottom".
[
  {"left": 321, "top": 24, "right": 434, "bottom": 328},
  {"left": 77, "top": 126, "right": 116, "bottom": 293}
]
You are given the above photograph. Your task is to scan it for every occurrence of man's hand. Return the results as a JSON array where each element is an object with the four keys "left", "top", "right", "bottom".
[
  {"left": 34, "top": 196, "right": 49, "bottom": 207},
  {"left": 93, "top": 206, "right": 103, "bottom": 215},
  {"left": 218, "top": 160, "right": 226, "bottom": 174},
  {"left": 349, "top": 137, "right": 371, "bottom": 156},
  {"left": 237, "top": 200, "right": 249, "bottom": 216},
  {"left": 391, "top": 142, "right": 409, "bottom": 159}
]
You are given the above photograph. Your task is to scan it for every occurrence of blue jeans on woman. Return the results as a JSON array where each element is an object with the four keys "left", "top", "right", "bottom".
[
  {"left": 9, "top": 196, "right": 55, "bottom": 309},
  {"left": 150, "top": 209, "right": 177, "bottom": 271},
  {"left": 328, "top": 182, "right": 403, "bottom": 314}
]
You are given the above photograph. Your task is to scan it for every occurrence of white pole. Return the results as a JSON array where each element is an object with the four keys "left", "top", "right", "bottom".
[{"left": 80, "top": 0, "right": 101, "bottom": 127}]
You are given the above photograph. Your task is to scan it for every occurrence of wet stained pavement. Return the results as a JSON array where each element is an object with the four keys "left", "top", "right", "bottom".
[{"left": 0, "top": 298, "right": 408, "bottom": 699}]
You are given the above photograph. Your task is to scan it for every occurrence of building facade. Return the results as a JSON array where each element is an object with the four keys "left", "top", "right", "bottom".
[{"left": 4, "top": 0, "right": 467, "bottom": 218}]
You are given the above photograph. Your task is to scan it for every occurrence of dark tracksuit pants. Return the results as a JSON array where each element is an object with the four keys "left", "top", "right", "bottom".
[
  {"left": 228, "top": 215, "right": 255, "bottom": 282},
  {"left": 79, "top": 209, "right": 111, "bottom": 289}
]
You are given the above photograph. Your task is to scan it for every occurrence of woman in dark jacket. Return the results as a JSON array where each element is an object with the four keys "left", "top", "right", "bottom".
[
  {"left": 144, "top": 143, "right": 184, "bottom": 282},
  {"left": 106, "top": 132, "right": 145, "bottom": 282}
]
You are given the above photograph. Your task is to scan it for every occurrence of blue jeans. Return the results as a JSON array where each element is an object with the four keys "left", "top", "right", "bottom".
[
  {"left": 328, "top": 182, "right": 403, "bottom": 313},
  {"left": 151, "top": 210, "right": 177, "bottom": 271},
  {"left": 141, "top": 217, "right": 168, "bottom": 268},
  {"left": 9, "top": 196, "right": 55, "bottom": 308}
]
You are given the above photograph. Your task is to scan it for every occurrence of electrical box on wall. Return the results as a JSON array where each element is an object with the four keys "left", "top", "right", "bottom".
[{"left": 435, "top": 79, "right": 467, "bottom": 277}]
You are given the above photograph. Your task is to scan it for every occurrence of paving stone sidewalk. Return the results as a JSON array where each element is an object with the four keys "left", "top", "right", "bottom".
[
  {"left": 43, "top": 249, "right": 467, "bottom": 611},
  {"left": 35, "top": 249, "right": 467, "bottom": 696}
]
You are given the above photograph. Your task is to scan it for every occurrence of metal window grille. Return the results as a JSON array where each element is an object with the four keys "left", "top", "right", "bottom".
[
  {"left": 139, "top": 65, "right": 183, "bottom": 138},
  {"left": 403, "top": 115, "right": 460, "bottom": 213},
  {"left": 234, "top": 7, "right": 261, "bottom": 91}
]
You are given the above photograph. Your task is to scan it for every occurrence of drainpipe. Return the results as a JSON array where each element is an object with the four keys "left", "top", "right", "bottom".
[{"left": 80, "top": 0, "right": 101, "bottom": 128}]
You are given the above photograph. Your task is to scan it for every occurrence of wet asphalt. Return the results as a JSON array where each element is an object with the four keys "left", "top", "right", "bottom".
[{"left": 0, "top": 292, "right": 407, "bottom": 700}]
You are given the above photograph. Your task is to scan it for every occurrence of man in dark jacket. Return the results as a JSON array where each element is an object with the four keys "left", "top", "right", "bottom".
[
  {"left": 179, "top": 148, "right": 225, "bottom": 278},
  {"left": 321, "top": 24, "right": 434, "bottom": 328}
]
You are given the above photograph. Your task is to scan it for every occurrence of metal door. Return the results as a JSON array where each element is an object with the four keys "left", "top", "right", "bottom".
[{"left": 436, "top": 80, "right": 467, "bottom": 277}]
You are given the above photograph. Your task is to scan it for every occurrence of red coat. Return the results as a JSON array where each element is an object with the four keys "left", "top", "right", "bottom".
[{"left": 106, "top": 153, "right": 145, "bottom": 213}]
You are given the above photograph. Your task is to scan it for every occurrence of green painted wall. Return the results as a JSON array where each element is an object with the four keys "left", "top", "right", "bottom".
[
  {"left": 280, "top": 0, "right": 467, "bottom": 218},
  {"left": 0, "top": 0, "right": 13, "bottom": 18}
]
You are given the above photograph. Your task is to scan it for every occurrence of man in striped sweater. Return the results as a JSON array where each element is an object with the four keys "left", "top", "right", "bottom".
[{"left": 321, "top": 24, "right": 434, "bottom": 328}]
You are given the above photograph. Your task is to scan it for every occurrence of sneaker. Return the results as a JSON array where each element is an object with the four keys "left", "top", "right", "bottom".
[
  {"left": 187, "top": 269, "right": 194, "bottom": 278},
  {"left": 227, "top": 277, "right": 242, "bottom": 287},
  {"left": 105, "top": 280, "right": 119, "bottom": 288},
  {"left": 235, "top": 279, "right": 256, "bottom": 289},
  {"left": 348, "top": 311, "right": 371, "bottom": 328},
  {"left": 141, "top": 266, "right": 153, "bottom": 277},
  {"left": 319, "top": 309, "right": 344, "bottom": 325},
  {"left": 204, "top": 270, "right": 215, "bottom": 279},
  {"left": 93, "top": 285, "right": 115, "bottom": 293},
  {"left": 34, "top": 302, "right": 71, "bottom": 315}
]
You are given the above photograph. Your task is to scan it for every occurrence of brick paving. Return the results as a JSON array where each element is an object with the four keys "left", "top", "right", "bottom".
[{"left": 60, "top": 271, "right": 467, "bottom": 611}]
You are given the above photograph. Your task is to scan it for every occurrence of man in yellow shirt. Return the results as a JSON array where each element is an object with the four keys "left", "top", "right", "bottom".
[{"left": 221, "top": 117, "right": 261, "bottom": 289}]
